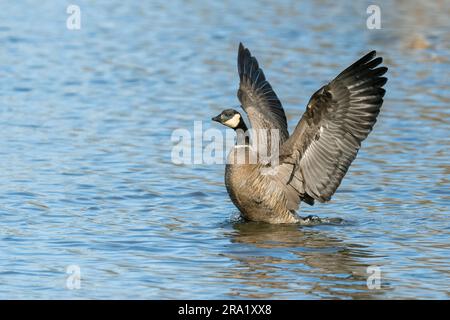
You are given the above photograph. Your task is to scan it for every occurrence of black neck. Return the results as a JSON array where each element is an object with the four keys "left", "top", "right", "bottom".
[{"left": 234, "top": 119, "right": 249, "bottom": 145}]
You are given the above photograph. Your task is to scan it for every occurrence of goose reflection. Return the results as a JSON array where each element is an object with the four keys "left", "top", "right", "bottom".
[{"left": 221, "top": 221, "right": 390, "bottom": 299}]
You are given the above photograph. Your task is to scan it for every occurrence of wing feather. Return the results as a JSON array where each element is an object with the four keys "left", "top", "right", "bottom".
[
  {"left": 237, "top": 43, "right": 289, "bottom": 145},
  {"left": 278, "top": 50, "right": 388, "bottom": 204}
]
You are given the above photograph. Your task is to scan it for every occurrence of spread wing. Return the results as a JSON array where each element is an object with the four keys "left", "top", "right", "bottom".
[
  {"left": 237, "top": 43, "right": 289, "bottom": 144},
  {"left": 278, "top": 50, "right": 388, "bottom": 204}
]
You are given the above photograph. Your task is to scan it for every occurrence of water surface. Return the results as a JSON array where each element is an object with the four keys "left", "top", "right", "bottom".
[{"left": 0, "top": 0, "right": 449, "bottom": 299}]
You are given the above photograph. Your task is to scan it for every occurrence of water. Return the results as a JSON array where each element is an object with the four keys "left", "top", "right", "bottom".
[{"left": 0, "top": 0, "right": 449, "bottom": 299}]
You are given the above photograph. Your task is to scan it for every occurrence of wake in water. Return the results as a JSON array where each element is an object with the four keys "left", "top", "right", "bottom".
[
  {"left": 228, "top": 212, "right": 346, "bottom": 226},
  {"left": 297, "top": 215, "right": 345, "bottom": 226}
]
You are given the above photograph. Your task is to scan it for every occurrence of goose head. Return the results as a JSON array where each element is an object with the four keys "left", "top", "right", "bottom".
[{"left": 212, "top": 109, "right": 247, "bottom": 131}]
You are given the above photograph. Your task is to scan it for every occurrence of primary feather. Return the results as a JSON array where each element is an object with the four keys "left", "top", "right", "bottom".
[
  {"left": 279, "top": 50, "right": 387, "bottom": 203},
  {"left": 237, "top": 43, "right": 289, "bottom": 145}
]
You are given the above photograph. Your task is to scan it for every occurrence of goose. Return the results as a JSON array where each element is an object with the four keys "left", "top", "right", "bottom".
[{"left": 212, "top": 43, "right": 388, "bottom": 224}]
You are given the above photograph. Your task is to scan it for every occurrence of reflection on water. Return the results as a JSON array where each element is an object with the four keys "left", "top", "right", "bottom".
[
  {"left": 222, "top": 222, "right": 390, "bottom": 299},
  {"left": 0, "top": 0, "right": 449, "bottom": 299}
]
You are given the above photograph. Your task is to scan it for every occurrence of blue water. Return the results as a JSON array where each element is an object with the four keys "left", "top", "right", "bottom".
[{"left": 0, "top": 0, "right": 449, "bottom": 299}]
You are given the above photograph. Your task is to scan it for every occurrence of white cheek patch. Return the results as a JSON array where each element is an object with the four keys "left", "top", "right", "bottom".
[{"left": 224, "top": 114, "right": 240, "bottom": 128}]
